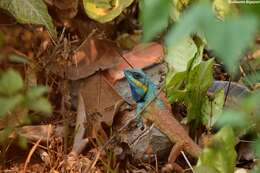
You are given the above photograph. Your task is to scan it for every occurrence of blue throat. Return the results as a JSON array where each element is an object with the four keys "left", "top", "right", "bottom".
[{"left": 123, "top": 69, "right": 162, "bottom": 127}]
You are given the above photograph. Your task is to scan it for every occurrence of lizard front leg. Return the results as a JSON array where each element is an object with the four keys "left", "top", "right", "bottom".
[{"left": 136, "top": 103, "right": 145, "bottom": 128}]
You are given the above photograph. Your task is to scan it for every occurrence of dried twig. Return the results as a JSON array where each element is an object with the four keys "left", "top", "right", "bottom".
[
  {"left": 224, "top": 77, "right": 232, "bottom": 106},
  {"left": 23, "top": 138, "right": 42, "bottom": 173},
  {"left": 74, "top": 29, "right": 97, "bottom": 53},
  {"left": 181, "top": 151, "right": 194, "bottom": 173},
  {"left": 71, "top": 92, "right": 89, "bottom": 155}
]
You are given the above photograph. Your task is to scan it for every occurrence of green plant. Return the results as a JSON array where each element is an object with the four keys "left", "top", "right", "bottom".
[
  {"left": 139, "top": 0, "right": 259, "bottom": 172},
  {"left": 0, "top": 69, "right": 52, "bottom": 144},
  {"left": 195, "top": 126, "right": 237, "bottom": 173}
]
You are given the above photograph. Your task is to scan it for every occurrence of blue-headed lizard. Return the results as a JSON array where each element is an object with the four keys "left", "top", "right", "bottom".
[{"left": 124, "top": 69, "right": 201, "bottom": 170}]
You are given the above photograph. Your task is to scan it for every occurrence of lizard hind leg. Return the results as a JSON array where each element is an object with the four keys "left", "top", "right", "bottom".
[{"left": 162, "top": 143, "right": 185, "bottom": 173}]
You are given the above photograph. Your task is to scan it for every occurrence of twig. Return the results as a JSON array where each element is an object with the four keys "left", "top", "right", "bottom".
[
  {"left": 88, "top": 149, "right": 101, "bottom": 171},
  {"left": 71, "top": 92, "right": 89, "bottom": 155},
  {"left": 23, "top": 138, "right": 42, "bottom": 173},
  {"left": 73, "top": 29, "right": 97, "bottom": 53},
  {"left": 155, "top": 154, "right": 158, "bottom": 172},
  {"left": 181, "top": 151, "right": 194, "bottom": 173},
  {"left": 224, "top": 77, "right": 232, "bottom": 106},
  {"left": 60, "top": 80, "right": 69, "bottom": 172}
]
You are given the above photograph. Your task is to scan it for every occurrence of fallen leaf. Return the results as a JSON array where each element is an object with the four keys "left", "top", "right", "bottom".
[
  {"left": 80, "top": 72, "right": 122, "bottom": 139},
  {"left": 104, "top": 42, "right": 164, "bottom": 83},
  {"left": 67, "top": 38, "right": 120, "bottom": 80}
]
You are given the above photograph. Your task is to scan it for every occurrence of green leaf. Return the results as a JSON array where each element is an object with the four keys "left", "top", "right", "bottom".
[
  {"left": 241, "top": 90, "right": 260, "bottom": 114},
  {"left": 166, "top": 70, "right": 187, "bottom": 102},
  {"left": 205, "top": 15, "right": 258, "bottom": 74},
  {"left": 202, "top": 89, "right": 225, "bottom": 128},
  {"left": 196, "top": 126, "right": 237, "bottom": 173},
  {"left": 83, "top": 0, "right": 134, "bottom": 23},
  {"left": 195, "top": 165, "right": 219, "bottom": 173},
  {"left": 18, "top": 135, "right": 28, "bottom": 149},
  {"left": 216, "top": 109, "right": 251, "bottom": 134},
  {"left": 166, "top": 37, "right": 198, "bottom": 74},
  {"left": 0, "top": 95, "right": 23, "bottom": 117},
  {"left": 28, "top": 98, "right": 52, "bottom": 114},
  {"left": 252, "top": 137, "right": 260, "bottom": 158},
  {"left": 26, "top": 86, "right": 48, "bottom": 99},
  {"left": 0, "top": 0, "right": 57, "bottom": 38},
  {"left": 165, "top": 2, "right": 258, "bottom": 75},
  {"left": 140, "top": 0, "right": 171, "bottom": 42},
  {"left": 166, "top": 36, "right": 205, "bottom": 103},
  {"left": 0, "top": 69, "right": 24, "bottom": 96},
  {"left": 165, "top": 3, "right": 214, "bottom": 47},
  {"left": 186, "top": 59, "right": 214, "bottom": 122}
]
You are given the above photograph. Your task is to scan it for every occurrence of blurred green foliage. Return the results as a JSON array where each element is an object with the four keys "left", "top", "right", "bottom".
[
  {"left": 0, "top": 69, "right": 52, "bottom": 144},
  {"left": 140, "top": 0, "right": 260, "bottom": 172},
  {"left": 196, "top": 126, "right": 237, "bottom": 173},
  {"left": 165, "top": 2, "right": 258, "bottom": 74},
  {"left": 139, "top": 0, "right": 171, "bottom": 42}
]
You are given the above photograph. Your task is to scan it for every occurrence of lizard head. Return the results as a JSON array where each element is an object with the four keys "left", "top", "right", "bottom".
[{"left": 124, "top": 69, "right": 149, "bottom": 102}]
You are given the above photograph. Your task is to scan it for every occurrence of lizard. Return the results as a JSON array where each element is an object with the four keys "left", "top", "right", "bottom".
[{"left": 124, "top": 68, "right": 201, "bottom": 171}]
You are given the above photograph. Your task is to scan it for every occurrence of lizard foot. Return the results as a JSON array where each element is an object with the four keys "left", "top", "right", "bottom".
[
  {"left": 162, "top": 163, "right": 184, "bottom": 173},
  {"left": 162, "top": 143, "right": 185, "bottom": 173}
]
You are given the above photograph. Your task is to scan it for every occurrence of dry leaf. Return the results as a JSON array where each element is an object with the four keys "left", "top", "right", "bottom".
[
  {"left": 104, "top": 42, "right": 164, "bottom": 83},
  {"left": 67, "top": 38, "right": 120, "bottom": 80},
  {"left": 80, "top": 72, "right": 122, "bottom": 139}
]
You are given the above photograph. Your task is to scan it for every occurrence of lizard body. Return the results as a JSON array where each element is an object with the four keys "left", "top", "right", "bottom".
[{"left": 124, "top": 69, "right": 201, "bottom": 160}]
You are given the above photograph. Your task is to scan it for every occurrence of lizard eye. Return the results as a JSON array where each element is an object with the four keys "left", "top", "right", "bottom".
[{"left": 133, "top": 73, "right": 142, "bottom": 79}]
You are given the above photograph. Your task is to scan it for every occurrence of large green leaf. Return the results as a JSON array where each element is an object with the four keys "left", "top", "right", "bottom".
[
  {"left": 139, "top": 0, "right": 171, "bottom": 42},
  {"left": 166, "top": 71, "right": 187, "bottom": 103},
  {"left": 0, "top": 69, "right": 23, "bottom": 96},
  {"left": 83, "top": 0, "right": 134, "bottom": 23},
  {"left": 0, "top": 0, "right": 56, "bottom": 38},
  {"left": 196, "top": 126, "right": 237, "bottom": 173},
  {"left": 185, "top": 59, "right": 214, "bottom": 122},
  {"left": 165, "top": 3, "right": 214, "bottom": 47},
  {"left": 166, "top": 37, "right": 198, "bottom": 74},
  {"left": 216, "top": 90, "right": 260, "bottom": 134},
  {"left": 205, "top": 15, "right": 258, "bottom": 74},
  {"left": 0, "top": 95, "right": 23, "bottom": 117},
  {"left": 166, "top": 36, "right": 205, "bottom": 103},
  {"left": 165, "top": 2, "right": 258, "bottom": 74},
  {"left": 253, "top": 137, "right": 260, "bottom": 158}
]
